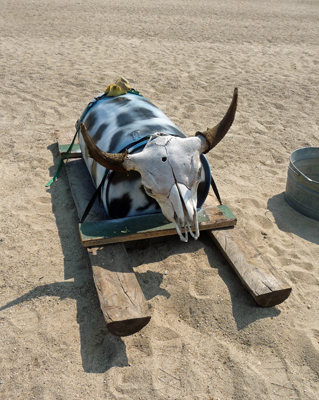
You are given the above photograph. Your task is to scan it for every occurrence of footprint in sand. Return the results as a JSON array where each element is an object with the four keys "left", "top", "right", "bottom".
[
  {"left": 189, "top": 269, "right": 219, "bottom": 298},
  {"left": 35, "top": 196, "right": 51, "bottom": 205}
]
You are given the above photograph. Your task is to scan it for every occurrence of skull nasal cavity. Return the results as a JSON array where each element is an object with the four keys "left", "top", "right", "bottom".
[{"left": 162, "top": 157, "right": 167, "bottom": 162}]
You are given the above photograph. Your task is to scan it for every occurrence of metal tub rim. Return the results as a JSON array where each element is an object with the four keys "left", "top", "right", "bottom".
[{"left": 285, "top": 147, "right": 319, "bottom": 221}]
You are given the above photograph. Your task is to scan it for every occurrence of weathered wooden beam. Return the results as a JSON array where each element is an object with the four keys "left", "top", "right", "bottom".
[
  {"left": 205, "top": 196, "right": 292, "bottom": 307},
  {"left": 88, "top": 245, "right": 151, "bottom": 336}
]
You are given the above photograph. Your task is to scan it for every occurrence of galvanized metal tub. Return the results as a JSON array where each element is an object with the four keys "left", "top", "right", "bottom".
[{"left": 285, "top": 147, "right": 319, "bottom": 220}]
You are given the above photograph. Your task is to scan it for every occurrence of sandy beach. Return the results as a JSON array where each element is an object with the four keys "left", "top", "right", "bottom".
[{"left": 1, "top": 0, "right": 319, "bottom": 398}]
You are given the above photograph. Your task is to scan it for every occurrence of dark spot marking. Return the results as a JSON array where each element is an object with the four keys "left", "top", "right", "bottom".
[
  {"left": 137, "top": 186, "right": 160, "bottom": 212},
  {"left": 138, "top": 124, "right": 184, "bottom": 138},
  {"left": 108, "top": 129, "right": 127, "bottom": 153},
  {"left": 108, "top": 193, "right": 132, "bottom": 219},
  {"left": 117, "top": 112, "right": 135, "bottom": 127},
  {"left": 138, "top": 97, "right": 159, "bottom": 109},
  {"left": 138, "top": 124, "right": 167, "bottom": 136},
  {"left": 162, "top": 157, "right": 167, "bottom": 162},
  {"left": 133, "top": 107, "right": 157, "bottom": 120},
  {"left": 110, "top": 170, "right": 141, "bottom": 185},
  {"left": 92, "top": 123, "right": 108, "bottom": 142},
  {"left": 109, "top": 97, "right": 132, "bottom": 107},
  {"left": 167, "top": 125, "right": 185, "bottom": 138},
  {"left": 84, "top": 110, "right": 98, "bottom": 131}
]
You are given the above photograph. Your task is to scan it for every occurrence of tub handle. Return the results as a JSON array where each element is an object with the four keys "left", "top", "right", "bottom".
[
  {"left": 288, "top": 165, "right": 319, "bottom": 184},
  {"left": 288, "top": 165, "right": 300, "bottom": 176}
]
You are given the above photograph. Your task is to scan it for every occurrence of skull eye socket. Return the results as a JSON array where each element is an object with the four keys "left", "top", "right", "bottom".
[{"left": 162, "top": 157, "right": 167, "bottom": 162}]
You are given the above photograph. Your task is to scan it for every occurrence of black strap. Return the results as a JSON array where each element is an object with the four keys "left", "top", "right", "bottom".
[
  {"left": 80, "top": 173, "right": 108, "bottom": 223},
  {"left": 210, "top": 175, "right": 222, "bottom": 205},
  {"left": 81, "top": 173, "right": 222, "bottom": 222}
]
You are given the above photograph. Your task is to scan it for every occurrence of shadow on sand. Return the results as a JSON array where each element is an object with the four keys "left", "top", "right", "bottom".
[
  {"left": 267, "top": 192, "right": 319, "bottom": 245},
  {"left": 200, "top": 233, "right": 281, "bottom": 330}
]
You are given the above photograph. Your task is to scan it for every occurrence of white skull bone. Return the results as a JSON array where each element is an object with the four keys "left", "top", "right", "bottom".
[{"left": 124, "top": 133, "right": 205, "bottom": 242}]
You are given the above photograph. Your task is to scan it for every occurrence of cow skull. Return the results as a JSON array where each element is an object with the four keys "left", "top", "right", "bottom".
[{"left": 80, "top": 88, "right": 238, "bottom": 242}]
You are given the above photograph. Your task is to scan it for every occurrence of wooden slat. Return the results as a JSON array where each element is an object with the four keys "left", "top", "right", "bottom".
[
  {"left": 79, "top": 204, "right": 236, "bottom": 247},
  {"left": 207, "top": 228, "right": 291, "bottom": 307}
]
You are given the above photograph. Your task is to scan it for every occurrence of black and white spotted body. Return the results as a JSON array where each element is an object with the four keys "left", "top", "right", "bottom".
[
  {"left": 79, "top": 93, "right": 210, "bottom": 218},
  {"left": 78, "top": 93, "right": 211, "bottom": 220},
  {"left": 78, "top": 85, "right": 238, "bottom": 242}
]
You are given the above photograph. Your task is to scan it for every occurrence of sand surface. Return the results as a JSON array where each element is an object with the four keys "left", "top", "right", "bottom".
[{"left": 1, "top": 0, "right": 319, "bottom": 399}]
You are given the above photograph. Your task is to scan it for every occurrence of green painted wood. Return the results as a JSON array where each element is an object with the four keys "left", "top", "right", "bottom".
[
  {"left": 80, "top": 209, "right": 211, "bottom": 242},
  {"left": 218, "top": 205, "right": 236, "bottom": 220},
  {"left": 59, "top": 143, "right": 82, "bottom": 156}
]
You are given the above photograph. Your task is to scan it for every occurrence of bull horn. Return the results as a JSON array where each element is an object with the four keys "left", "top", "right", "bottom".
[
  {"left": 196, "top": 88, "right": 238, "bottom": 153},
  {"left": 80, "top": 123, "right": 128, "bottom": 173}
]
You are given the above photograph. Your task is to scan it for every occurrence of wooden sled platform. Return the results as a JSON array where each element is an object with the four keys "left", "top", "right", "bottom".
[{"left": 53, "top": 131, "right": 292, "bottom": 336}]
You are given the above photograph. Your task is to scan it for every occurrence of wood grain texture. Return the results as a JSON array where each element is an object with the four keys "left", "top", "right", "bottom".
[
  {"left": 205, "top": 192, "right": 292, "bottom": 308},
  {"left": 88, "top": 245, "right": 151, "bottom": 336},
  {"left": 203, "top": 193, "right": 292, "bottom": 307},
  {"left": 207, "top": 228, "right": 291, "bottom": 307}
]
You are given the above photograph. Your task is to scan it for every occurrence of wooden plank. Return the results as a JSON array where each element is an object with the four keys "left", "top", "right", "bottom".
[
  {"left": 207, "top": 228, "right": 291, "bottom": 307},
  {"left": 88, "top": 245, "right": 151, "bottom": 336},
  {"left": 79, "top": 204, "right": 236, "bottom": 247},
  {"left": 56, "top": 132, "right": 151, "bottom": 336},
  {"left": 206, "top": 197, "right": 292, "bottom": 307}
]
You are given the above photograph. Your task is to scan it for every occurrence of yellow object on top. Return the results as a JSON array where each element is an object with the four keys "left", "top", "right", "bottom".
[{"left": 105, "top": 77, "right": 130, "bottom": 97}]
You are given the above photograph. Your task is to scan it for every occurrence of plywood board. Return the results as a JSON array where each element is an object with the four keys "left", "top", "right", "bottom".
[{"left": 79, "top": 204, "right": 236, "bottom": 247}]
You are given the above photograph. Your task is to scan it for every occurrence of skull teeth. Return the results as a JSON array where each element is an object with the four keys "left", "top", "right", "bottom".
[{"left": 174, "top": 214, "right": 199, "bottom": 243}]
